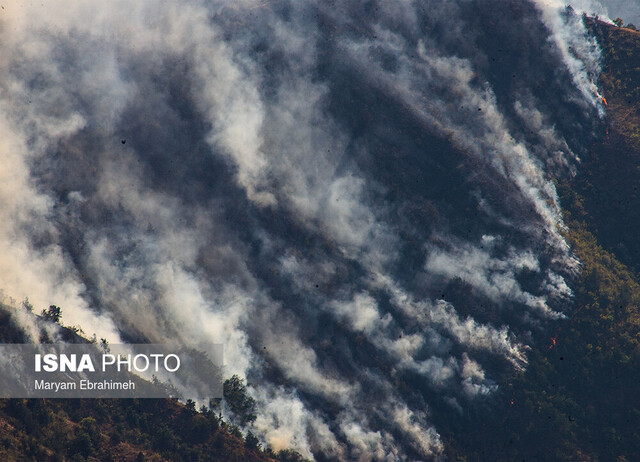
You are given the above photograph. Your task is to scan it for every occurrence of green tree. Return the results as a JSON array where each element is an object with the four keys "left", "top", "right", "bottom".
[
  {"left": 189, "top": 414, "right": 211, "bottom": 443},
  {"left": 185, "top": 399, "right": 196, "bottom": 412},
  {"left": 223, "top": 375, "right": 257, "bottom": 426},
  {"left": 69, "top": 432, "right": 94, "bottom": 459},
  {"left": 22, "top": 297, "right": 33, "bottom": 312},
  {"left": 245, "top": 430, "right": 261, "bottom": 451},
  {"left": 277, "top": 449, "right": 311, "bottom": 462},
  {"left": 41, "top": 305, "right": 62, "bottom": 323}
]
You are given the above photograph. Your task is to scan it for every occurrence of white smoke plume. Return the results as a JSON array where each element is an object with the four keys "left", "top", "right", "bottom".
[
  {"left": 0, "top": 0, "right": 604, "bottom": 460},
  {"left": 534, "top": 0, "right": 607, "bottom": 112}
]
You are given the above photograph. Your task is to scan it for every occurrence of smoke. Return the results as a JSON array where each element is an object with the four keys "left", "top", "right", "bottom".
[
  {"left": 0, "top": 0, "right": 604, "bottom": 459},
  {"left": 595, "top": 0, "right": 640, "bottom": 25},
  {"left": 533, "top": 0, "right": 606, "bottom": 112}
]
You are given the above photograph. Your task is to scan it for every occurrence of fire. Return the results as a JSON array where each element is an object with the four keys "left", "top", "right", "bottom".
[
  {"left": 548, "top": 336, "right": 557, "bottom": 350},
  {"left": 602, "top": 96, "right": 608, "bottom": 106}
]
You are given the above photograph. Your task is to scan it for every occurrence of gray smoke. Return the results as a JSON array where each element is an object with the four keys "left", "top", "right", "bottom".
[
  {"left": 0, "top": 0, "right": 605, "bottom": 459},
  {"left": 583, "top": 0, "right": 640, "bottom": 25}
]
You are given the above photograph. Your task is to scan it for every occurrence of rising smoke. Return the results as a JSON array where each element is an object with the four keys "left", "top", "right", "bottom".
[{"left": 0, "top": 0, "right": 607, "bottom": 459}]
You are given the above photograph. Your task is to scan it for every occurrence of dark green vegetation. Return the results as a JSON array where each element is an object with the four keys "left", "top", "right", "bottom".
[
  {"left": 4, "top": 13, "right": 640, "bottom": 462},
  {"left": 223, "top": 375, "right": 257, "bottom": 427},
  {"left": 0, "top": 309, "right": 309, "bottom": 462},
  {"left": 0, "top": 377, "right": 309, "bottom": 461},
  {"left": 442, "top": 19, "right": 640, "bottom": 462},
  {"left": 0, "top": 397, "right": 273, "bottom": 462}
]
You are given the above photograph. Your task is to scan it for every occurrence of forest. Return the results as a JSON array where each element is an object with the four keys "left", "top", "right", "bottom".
[
  {"left": 441, "top": 17, "right": 640, "bottom": 462},
  {"left": 1, "top": 9, "right": 640, "bottom": 462}
]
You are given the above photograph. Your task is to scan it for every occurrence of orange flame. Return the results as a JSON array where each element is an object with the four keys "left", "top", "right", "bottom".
[
  {"left": 602, "top": 96, "right": 608, "bottom": 106},
  {"left": 548, "top": 336, "right": 557, "bottom": 350}
]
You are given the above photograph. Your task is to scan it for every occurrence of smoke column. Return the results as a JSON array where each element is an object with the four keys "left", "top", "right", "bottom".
[{"left": 0, "top": 0, "right": 607, "bottom": 459}]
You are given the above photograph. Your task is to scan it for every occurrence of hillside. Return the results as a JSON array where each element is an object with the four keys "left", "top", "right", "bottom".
[
  {"left": 0, "top": 307, "right": 307, "bottom": 462},
  {"left": 1, "top": 2, "right": 639, "bottom": 460},
  {"left": 0, "top": 398, "right": 273, "bottom": 462},
  {"left": 439, "top": 18, "right": 640, "bottom": 462}
]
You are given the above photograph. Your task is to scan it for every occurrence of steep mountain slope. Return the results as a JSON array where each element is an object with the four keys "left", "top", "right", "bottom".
[
  {"left": 0, "top": 397, "right": 272, "bottom": 462},
  {"left": 440, "top": 18, "right": 640, "bottom": 462},
  {"left": 0, "top": 1, "right": 636, "bottom": 460},
  {"left": 573, "top": 20, "right": 640, "bottom": 273},
  {"left": 0, "top": 306, "right": 306, "bottom": 462}
]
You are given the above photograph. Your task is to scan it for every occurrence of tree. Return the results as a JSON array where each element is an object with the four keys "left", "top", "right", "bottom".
[
  {"left": 41, "top": 305, "right": 61, "bottom": 323},
  {"left": 22, "top": 297, "right": 33, "bottom": 312},
  {"left": 245, "top": 430, "right": 261, "bottom": 451},
  {"left": 189, "top": 414, "right": 211, "bottom": 443},
  {"left": 223, "top": 375, "right": 257, "bottom": 426},
  {"left": 185, "top": 399, "right": 196, "bottom": 412},
  {"left": 277, "top": 449, "right": 311, "bottom": 462}
]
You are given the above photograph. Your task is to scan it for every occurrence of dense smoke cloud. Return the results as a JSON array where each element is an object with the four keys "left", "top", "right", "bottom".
[{"left": 0, "top": 0, "right": 604, "bottom": 459}]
